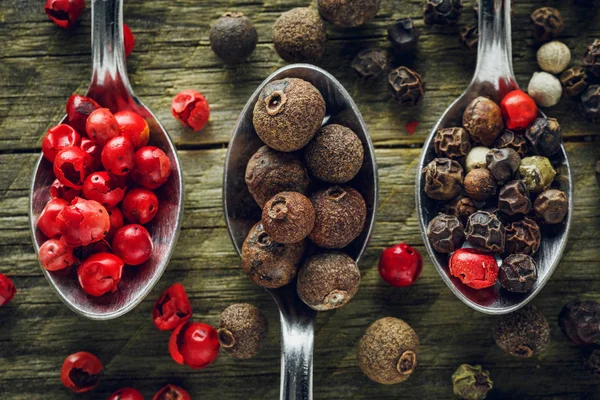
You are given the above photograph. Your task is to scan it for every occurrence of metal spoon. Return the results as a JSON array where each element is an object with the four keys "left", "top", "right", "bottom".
[
  {"left": 223, "top": 64, "right": 378, "bottom": 400},
  {"left": 29, "top": 0, "right": 184, "bottom": 320},
  {"left": 416, "top": 0, "right": 572, "bottom": 315}
]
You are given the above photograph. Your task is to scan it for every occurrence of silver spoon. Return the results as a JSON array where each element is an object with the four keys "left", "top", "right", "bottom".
[
  {"left": 29, "top": 0, "right": 184, "bottom": 320},
  {"left": 223, "top": 64, "right": 378, "bottom": 400},
  {"left": 416, "top": 0, "right": 572, "bottom": 315}
]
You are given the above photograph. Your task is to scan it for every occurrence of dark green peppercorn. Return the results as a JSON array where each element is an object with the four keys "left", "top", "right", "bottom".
[{"left": 452, "top": 364, "right": 493, "bottom": 400}]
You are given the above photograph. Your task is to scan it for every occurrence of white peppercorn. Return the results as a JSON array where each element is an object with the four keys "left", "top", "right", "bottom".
[
  {"left": 537, "top": 41, "right": 571, "bottom": 74},
  {"left": 527, "top": 71, "right": 563, "bottom": 107},
  {"left": 465, "top": 146, "right": 490, "bottom": 173}
]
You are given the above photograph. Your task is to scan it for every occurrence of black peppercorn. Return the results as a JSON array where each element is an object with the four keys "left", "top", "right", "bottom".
[
  {"left": 351, "top": 49, "right": 388, "bottom": 79},
  {"left": 209, "top": 12, "right": 258, "bottom": 64},
  {"left": 459, "top": 25, "right": 479, "bottom": 51},
  {"left": 423, "top": 158, "right": 464, "bottom": 201},
  {"left": 525, "top": 118, "right": 563, "bottom": 157},
  {"left": 273, "top": 8, "right": 327, "bottom": 63},
  {"left": 583, "top": 39, "right": 600, "bottom": 78},
  {"left": 494, "top": 305, "right": 550, "bottom": 358},
  {"left": 494, "top": 130, "right": 529, "bottom": 158},
  {"left": 498, "top": 180, "right": 531, "bottom": 216},
  {"left": 218, "top": 303, "right": 268, "bottom": 359},
  {"left": 464, "top": 168, "right": 497, "bottom": 201},
  {"left": 262, "top": 192, "right": 315, "bottom": 244},
  {"left": 434, "top": 127, "right": 472, "bottom": 159},
  {"left": 505, "top": 218, "right": 541, "bottom": 256},
  {"left": 444, "top": 196, "right": 477, "bottom": 224},
  {"left": 388, "top": 18, "right": 419, "bottom": 54},
  {"left": 530, "top": 7, "right": 564, "bottom": 43},
  {"left": 424, "top": 0, "right": 462, "bottom": 26},
  {"left": 499, "top": 254, "right": 537, "bottom": 293},
  {"left": 318, "top": 0, "right": 381, "bottom": 27},
  {"left": 558, "top": 300, "right": 600, "bottom": 346},
  {"left": 466, "top": 211, "right": 505, "bottom": 254},
  {"left": 534, "top": 189, "right": 568, "bottom": 225},
  {"left": 463, "top": 97, "right": 504, "bottom": 146},
  {"left": 388, "top": 66, "right": 425, "bottom": 106},
  {"left": 584, "top": 349, "right": 600, "bottom": 376},
  {"left": 581, "top": 85, "right": 600, "bottom": 122},
  {"left": 560, "top": 67, "right": 589, "bottom": 97},
  {"left": 486, "top": 148, "right": 521, "bottom": 183},
  {"left": 427, "top": 213, "right": 465, "bottom": 254},
  {"left": 452, "top": 364, "right": 493, "bottom": 400}
]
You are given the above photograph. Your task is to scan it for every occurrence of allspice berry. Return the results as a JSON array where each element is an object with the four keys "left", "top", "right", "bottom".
[
  {"left": 525, "top": 118, "right": 562, "bottom": 157},
  {"left": 558, "top": 300, "right": 600, "bottom": 346},
  {"left": 505, "top": 218, "right": 541, "bottom": 256},
  {"left": 388, "top": 18, "right": 419, "bottom": 54},
  {"left": 534, "top": 189, "right": 568, "bottom": 224},
  {"left": 444, "top": 196, "right": 477, "bottom": 224},
  {"left": 530, "top": 7, "right": 563, "bottom": 43},
  {"left": 426, "top": 213, "right": 465, "bottom": 254},
  {"left": 462, "top": 97, "right": 504, "bottom": 146},
  {"left": 318, "top": 0, "right": 381, "bottom": 27},
  {"left": 218, "top": 303, "right": 268, "bottom": 359},
  {"left": 424, "top": 0, "right": 462, "bottom": 26},
  {"left": 304, "top": 124, "right": 364, "bottom": 184},
  {"left": 297, "top": 252, "right": 360, "bottom": 310},
  {"left": 466, "top": 211, "right": 505, "bottom": 254},
  {"left": 357, "top": 317, "right": 419, "bottom": 385},
  {"left": 560, "top": 67, "right": 589, "bottom": 97},
  {"left": 262, "top": 192, "right": 315, "bottom": 244},
  {"left": 241, "top": 222, "right": 306, "bottom": 289},
  {"left": 452, "top": 364, "right": 493, "bottom": 400},
  {"left": 253, "top": 78, "right": 326, "bottom": 152},
  {"left": 499, "top": 254, "right": 537, "bottom": 293},
  {"left": 422, "top": 158, "right": 464, "bottom": 201},
  {"left": 519, "top": 156, "right": 556, "bottom": 194},
  {"left": 388, "top": 67, "right": 425, "bottom": 106},
  {"left": 498, "top": 180, "right": 532, "bottom": 216},
  {"left": 245, "top": 146, "right": 310, "bottom": 207},
  {"left": 273, "top": 8, "right": 327, "bottom": 63},
  {"left": 494, "top": 130, "right": 529, "bottom": 158},
  {"left": 209, "top": 12, "right": 258, "bottom": 64},
  {"left": 351, "top": 49, "right": 388, "bottom": 79},
  {"left": 493, "top": 305, "right": 550, "bottom": 358},
  {"left": 309, "top": 186, "right": 367, "bottom": 249},
  {"left": 486, "top": 148, "right": 521, "bottom": 183},
  {"left": 433, "top": 127, "right": 472, "bottom": 159},
  {"left": 464, "top": 168, "right": 496, "bottom": 201}
]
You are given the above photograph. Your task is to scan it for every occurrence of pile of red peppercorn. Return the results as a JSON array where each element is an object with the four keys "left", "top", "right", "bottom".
[{"left": 35, "top": 94, "right": 173, "bottom": 297}]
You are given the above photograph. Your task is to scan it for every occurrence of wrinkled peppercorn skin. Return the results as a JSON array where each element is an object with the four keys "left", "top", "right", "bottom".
[
  {"left": 493, "top": 305, "right": 550, "bottom": 358},
  {"left": 444, "top": 196, "right": 477, "bottom": 224},
  {"left": 499, "top": 254, "right": 537, "bottom": 293},
  {"left": 558, "top": 300, "right": 600, "bottom": 346},
  {"left": 530, "top": 7, "right": 564, "bottom": 42},
  {"left": 498, "top": 180, "right": 532, "bottom": 216},
  {"left": 581, "top": 85, "right": 600, "bottom": 122},
  {"left": 486, "top": 148, "right": 521, "bottom": 183},
  {"left": 505, "top": 218, "right": 541, "bottom": 256},
  {"left": 210, "top": 12, "right": 258, "bottom": 64},
  {"left": 526, "top": 118, "right": 563, "bottom": 157},
  {"left": 351, "top": 49, "right": 388, "bottom": 79},
  {"left": 388, "top": 67, "right": 425, "bottom": 106},
  {"left": 434, "top": 127, "right": 472, "bottom": 159},
  {"left": 465, "top": 211, "right": 505, "bottom": 254},
  {"left": 388, "top": 18, "right": 419, "bottom": 53},
  {"left": 494, "top": 130, "right": 530, "bottom": 158},
  {"left": 560, "top": 67, "right": 589, "bottom": 97},
  {"left": 424, "top": 0, "right": 462, "bottom": 26},
  {"left": 463, "top": 97, "right": 504, "bottom": 146},
  {"left": 583, "top": 40, "right": 600, "bottom": 78},
  {"left": 427, "top": 213, "right": 465, "bottom": 254},
  {"left": 534, "top": 189, "right": 568, "bottom": 224},
  {"left": 423, "top": 158, "right": 464, "bottom": 201}
]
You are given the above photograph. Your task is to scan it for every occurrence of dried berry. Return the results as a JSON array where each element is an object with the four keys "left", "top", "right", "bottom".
[
  {"left": 297, "top": 252, "right": 360, "bottom": 310},
  {"left": 452, "top": 364, "right": 493, "bottom": 400},
  {"left": 494, "top": 130, "right": 529, "bottom": 158},
  {"left": 309, "top": 186, "right": 366, "bottom": 249},
  {"left": 444, "top": 196, "right": 477, "bottom": 224},
  {"left": 273, "top": 8, "right": 327, "bottom": 63},
  {"left": 450, "top": 248, "right": 498, "bottom": 289},
  {"left": 245, "top": 146, "right": 310, "bottom": 207},
  {"left": 357, "top": 317, "right": 419, "bottom": 384},
  {"left": 0, "top": 274, "right": 16, "bottom": 306},
  {"left": 465, "top": 211, "right": 505, "bottom": 254},
  {"left": 464, "top": 168, "right": 496, "bottom": 201},
  {"left": 171, "top": 89, "right": 210, "bottom": 132},
  {"left": 493, "top": 305, "right": 550, "bottom": 358},
  {"left": 422, "top": 158, "right": 464, "bottom": 201},
  {"left": 169, "top": 321, "right": 220, "bottom": 369},
  {"left": 581, "top": 85, "right": 600, "bottom": 122},
  {"left": 123, "top": 24, "right": 135, "bottom": 58},
  {"left": 558, "top": 300, "right": 600, "bottom": 346},
  {"left": 433, "top": 127, "right": 472, "bottom": 159},
  {"left": 527, "top": 71, "right": 562, "bottom": 108},
  {"left": 253, "top": 78, "right": 326, "bottom": 152},
  {"left": 108, "top": 388, "right": 143, "bottom": 400},
  {"left": 537, "top": 41, "right": 571, "bottom": 74},
  {"left": 44, "top": 0, "right": 85, "bottom": 29},
  {"left": 153, "top": 385, "right": 191, "bottom": 400},
  {"left": 465, "top": 146, "right": 491, "bottom": 173},
  {"left": 378, "top": 243, "right": 423, "bottom": 287},
  {"left": 459, "top": 25, "right": 478, "bottom": 51},
  {"left": 500, "top": 90, "right": 538, "bottom": 132},
  {"left": 499, "top": 254, "right": 537, "bottom": 293},
  {"left": 39, "top": 238, "right": 76, "bottom": 272},
  {"left": 210, "top": 12, "right": 258, "bottom": 64},
  {"left": 486, "top": 148, "right": 520, "bottom": 183},
  {"left": 498, "top": 180, "right": 531, "bottom": 216},
  {"left": 519, "top": 156, "right": 556, "bottom": 194},
  {"left": 61, "top": 351, "right": 103, "bottom": 393},
  {"left": 560, "top": 67, "right": 589, "bottom": 97},
  {"left": 304, "top": 124, "right": 364, "bottom": 184},
  {"left": 388, "top": 18, "right": 419, "bottom": 54},
  {"left": 534, "top": 189, "right": 568, "bottom": 224},
  {"left": 241, "top": 222, "right": 306, "bottom": 289},
  {"left": 426, "top": 213, "right": 465, "bottom": 254},
  {"left": 317, "top": 0, "right": 380, "bottom": 27},
  {"left": 463, "top": 97, "right": 504, "bottom": 146},
  {"left": 218, "top": 303, "right": 268, "bottom": 359},
  {"left": 530, "top": 7, "right": 563, "bottom": 43},
  {"left": 388, "top": 67, "right": 425, "bottom": 106},
  {"left": 525, "top": 118, "right": 562, "bottom": 157},
  {"left": 505, "top": 218, "right": 541, "bottom": 256},
  {"left": 262, "top": 192, "right": 315, "bottom": 244},
  {"left": 584, "top": 349, "right": 600, "bottom": 376},
  {"left": 351, "top": 49, "right": 388, "bottom": 79},
  {"left": 424, "top": 0, "right": 462, "bottom": 26},
  {"left": 152, "top": 283, "right": 193, "bottom": 331},
  {"left": 583, "top": 40, "right": 600, "bottom": 78}
]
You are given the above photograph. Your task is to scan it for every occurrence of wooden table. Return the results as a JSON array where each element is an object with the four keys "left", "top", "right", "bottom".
[{"left": 1, "top": 0, "right": 599, "bottom": 398}]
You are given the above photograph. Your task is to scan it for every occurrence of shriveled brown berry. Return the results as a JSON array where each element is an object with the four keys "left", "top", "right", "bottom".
[
  {"left": 262, "top": 192, "right": 315, "bottom": 244},
  {"left": 581, "top": 85, "right": 600, "bottom": 122},
  {"left": 241, "top": 222, "right": 306, "bottom": 289},
  {"left": 209, "top": 12, "right": 258, "bottom": 64},
  {"left": 493, "top": 305, "right": 550, "bottom": 358},
  {"left": 358, "top": 317, "right": 419, "bottom": 385},
  {"left": 462, "top": 97, "right": 504, "bottom": 146},
  {"left": 422, "top": 158, "right": 464, "bottom": 201},
  {"left": 498, "top": 180, "right": 531, "bottom": 216},
  {"left": 463, "top": 168, "right": 496, "bottom": 201},
  {"left": 459, "top": 25, "right": 479, "bottom": 51},
  {"left": 499, "top": 254, "right": 537, "bottom": 293},
  {"left": 583, "top": 39, "right": 600, "bottom": 78},
  {"left": 218, "top": 303, "right": 268, "bottom": 359},
  {"left": 245, "top": 146, "right": 310, "bottom": 207},
  {"left": 560, "top": 67, "right": 589, "bottom": 97},
  {"left": 426, "top": 213, "right": 465, "bottom": 254},
  {"left": 297, "top": 252, "right": 360, "bottom": 310},
  {"left": 304, "top": 124, "right": 364, "bottom": 184},
  {"left": 424, "top": 0, "right": 462, "bottom": 26},
  {"left": 534, "top": 189, "right": 568, "bottom": 225},
  {"left": 388, "top": 67, "right": 425, "bottom": 106},
  {"left": 466, "top": 211, "right": 505, "bottom": 254},
  {"left": 525, "top": 118, "right": 562, "bottom": 157},
  {"left": 505, "top": 218, "right": 541, "bottom": 256},
  {"left": 317, "top": 0, "right": 381, "bottom": 27},
  {"left": 351, "top": 49, "right": 388, "bottom": 79},
  {"left": 253, "top": 78, "right": 325, "bottom": 152},
  {"left": 558, "top": 300, "right": 600, "bottom": 346},
  {"left": 388, "top": 18, "right": 419, "bottom": 54},
  {"left": 273, "top": 8, "right": 327, "bottom": 63},
  {"left": 444, "top": 196, "right": 477, "bottom": 224},
  {"left": 486, "top": 148, "right": 521, "bottom": 183},
  {"left": 433, "top": 127, "right": 472, "bottom": 159},
  {"left": 494, "top": 130, "right": 530, "bottom": 158},
  {"left": 530, "top": 7, "right": 563, "bottom": 43},
  {"left": 309, "top": 186, "right": 366, "bottom": 249}
]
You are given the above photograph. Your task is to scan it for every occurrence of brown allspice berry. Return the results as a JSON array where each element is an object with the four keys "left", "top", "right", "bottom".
[
  {"left": 245, "top": 146, "right": 310, "bottom": 207},
  {"left": 459, "top": 25, "right": 479, "bottom": 51},
  {"left": 494, "top": 130, "right": 530, "bottom": 158},
  {"left": 351, "top": 49, "right": 388, "bottom": 79},
  {"left": 388, "top": 18, "right": 419, "bottom": 54},
  {"left": 525, "top": 117, "right": 562, "bottom": 157},
  {"left": 499, "top": 254, "right": 537, "bottom": 293},
  {"left": 558, "top": 300, "right": 600, "bottom": 346},
  {"left": 444, "top": 196, "right": 477, "bottom": 224},
  {"left": 464, "top": 168, "right": 497, "bottom": 201},
  {"left": 534, "top": 189, "right": 568, "bottom": 224},
  {"left": 304, "top": 124, "right": 364, "bottom": 184},
  {"left": 318, "top": 0, "right": 380, "bottom": 27},
  {"left": 433, "top": 127, "right": 472, "bottom": 159},
  {"left": 530, "top": 7, "right": 563, "bottom": 43},
  {"left": 426, "top": 213, "right": 465, "bottom": 254},
  {"left": 423, "top": 158, "right": 464, "bottom": 201},
  {"left": 424, "top": 0, "right": 462, "bottom": 26},
  {"left": 209, "top": 12, "right": 258, "bottom": 64},
  {"left": 358, "top": 317, "right": 419, "bottom": 385},
  {"left": 493, "top": 305, "right": 550, "bottom": 358},
  {"left": 498, "top": 180, "right": 531, "bottom": 216},
  {"left": 262, "top": 192, "right": 315, "bottom": 244},
  {"left": 462, "top": 97, "right": 504, "bottom": 146},
  {"left": 581, "top": 85, "right": 600, "bottom": 122},
  {"left": 218, "top": 303, "right": 268, "bottom": 359},
  {"left": 466, "top": 211, "right": 505, "bottom": 254},
  {"left": 273, "top": 8, "right": 327, "bottom": 63},
  {"left": 253, "top": 78, "right": 326, "bottom": 152},
  {"left": 583, "top": 39, "right": 600, "bottom": 78},
  {"left": 297, "top": 251, "right": 361, "bottom": 310},
  {"left": 560, "top": 67, "right": 589, "bottom": 97},
  {"left": 241, "top": 222, "right": 306, "bottom": 289},
  {"left": 486, "top": 148, "right": 521, "bottom": 183},
  {"left": 309, "top": 186, "right": 366, "bottom": 249},
  {"left": 505, "top": 218, "right": 541, "bottom": 256},
  {"left": 388, "top": 67, "right": 425, "bottom": 106}
]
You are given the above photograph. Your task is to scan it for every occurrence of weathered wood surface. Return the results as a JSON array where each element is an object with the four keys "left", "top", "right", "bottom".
[{"left": 0, "top": 0, "right": 599, "bottom": 399}]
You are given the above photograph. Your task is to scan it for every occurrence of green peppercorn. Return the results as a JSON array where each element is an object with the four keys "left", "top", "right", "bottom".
[
  {"left": 519, "top": 156, "right": 556, "bottom": 194},
  {"left": 452, "top": 364, "right": 493, "bottom": 400}
]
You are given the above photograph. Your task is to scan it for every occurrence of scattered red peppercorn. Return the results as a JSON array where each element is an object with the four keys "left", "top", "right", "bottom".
[
  {"left": 449, "top": 248, "right": 498, "bottom": 289},
  {"left": 112, "top": 224, "right": 153, "bottom": 266},
  {"left": 171, "top": 89, "right": 210, "bottom": 131},
  {"left": 121, "top": 188, "right": 159, "bottom": 224},
  {"left": 82, "top": 171, "right": 127, "bottom": 208},
  {"left": 131, "top": 146, "right": 172, "bottom": 189},
  {"left": 106, "top": 206, "right": 125, "bottom": 241},
  {"left": 78, "top": 252, "right": 124, "bottom": 296},
  {"left": 0, "top": 273, "right": 16, "bottom": 306},
  {"left": 60, "top": 351, "right": 103, "bottom": 393},
  {"left": 152, "top": 283, "right": 193, "bottom": 331},
  {"left": 114, "top": 111, "right": 149, "bottom": 149},
  {"left": 86, "top": 108, "right": 120, "bottom": 146},
  {"left": 123, "top": 24, "right": 135, "bottom": 58},
  {"left": 378, "top": 243, "right": 423, "bottom": 287},
  {"left": 39, "top": 238, "right": 76, "bottom": 272},
  {"left": 405, "top": 120, "right": 419, "bottom": 135},
  {"left": 57, "top": 197, "right": 110, "bottom": 247},
  {"left": 44, "top": 0, "right": 85, "bottom": 29},
  {"left": 500, "top": 90, "right": 538, "bottom": 131},
  {"left": 153, "top": 384, "right": 192, "bottom": 400},
  {"left": 50, "top": 178, "right": 81, "bottom": 202},
  {"left": 101, "top": 136, "right": 135, "bottom": 176},
  {"left": 53, "top": 147, "right": 94, "bottom": 190},
  {"left": 37, "top": 198, "right": 69, "bottom": 238},
  {"left": 42, "top": 124, "right": 81, "bottom": 163},
  {"left": 169, "top": 321, "right": 220, "bottom": 369},
  {"left": 108, "top": 387, "right": 144, "bottom": 400},
  {"left": 66, "top": 94, "right": 101, "bottom": 134}
]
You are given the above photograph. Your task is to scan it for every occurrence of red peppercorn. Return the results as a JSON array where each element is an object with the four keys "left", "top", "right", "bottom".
[
  {"left": 53, "top": 147, "right": 94, "bottom": 190},
  {"left": 108, "top": 387, "right": 144, "bottom": 400},
  {"left": 60, "top": 351, "right": 103, "bottom": 393},
  {"left": 131, "top": 146, "right": 172, "bottom": 189},
  {"left": 80, "top": 137, "right": 102, "bottom": 171},
  {"left": 76, "top": 239, "right": 112, "bottom": 261},
  {"left": 82, "top": 171, "right": 127, "bottom": 208},
  {"left": 169, "top": 321, "right": 220, "bottom": 369},
  {"left": 86, "top": 108, "right": 120, "bottom": 146},
  {"left": 37, "top": 198, "right": 69, "bottom": 238},
  {"left": 0, "top": 273, "right": 16, "bottom": 306},
  {"left": 38, "top": 238, "right": 77, "bottom": 271},
  {"left": 378, "top": 243, "right": 423, "bottom": 287},
  {"left": 121, "top": 188, "right": 159, "bottom": 224},
  {"left": 66, "top": 94, "right": 101, "bottom": 134},
  {"left": 78, "top": 252, "right": 124, "bottom": 296},
  {"left": 123, "top": 24, "right": 135, "bottom": 58},
  {"left": 57, "top": 197, "right": 110, "bottom": 246},
  {"left": 171, "top": 89, "right": 210, "bottom": 131},
  {"left": 101, "top": 136, "right": 135, "bottom": 176},
  {"left": 50, "top": 178, "right": 81, "bottom": 202},
  {"left": 152, "top": 283, "right": 193, "bottom": 331},
  {"left": 153, "top": 384, "right": 192, "bottom": 400},
  {"left": 500, "top": 90, "right": 538, "bottom": 131},
  {"left": 107, "top": 206, "right": 125, "bottom": 241},
  {"left": 449, "top": 248, "right": 499, "bottom": 289},
  {"left": 44, "top": 0, "right": 85, "bottom": 29},
  {"left": 114, "top": 111, "right": 149, "bottom": 149},
  {"left": 112, "top": 224, "right": 153, "bottom": 266},
  {"left": 42, "top": 124, "right": 81, "bottom": 162}
]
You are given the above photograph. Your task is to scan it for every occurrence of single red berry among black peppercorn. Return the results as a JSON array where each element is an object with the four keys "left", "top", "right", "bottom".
[
  {"left": 351, "top": 49, "right": 388, "bottom": 79},
  {"left": 44, "top": 0, "right": 85, "bottom": 29},
  {"left": 388, "top": 18, "right": 419, "bottom": 54},
  {"left": 558, "top": 300, "right": 600, "bottom": 346},
  {"left": 60, "top": 351, "right": 103, "bottom": 393},
  {"left": 388, "top": 67, "right": 425, "bottom": 106},
  {"left": 378, "top": 243, "right": 423, "bottom": 287}
]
